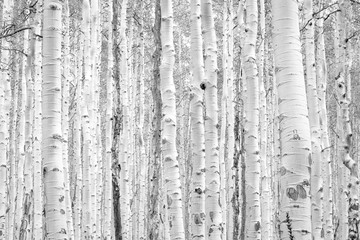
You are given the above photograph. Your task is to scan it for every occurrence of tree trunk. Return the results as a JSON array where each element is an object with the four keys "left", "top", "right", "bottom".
[
  {"left": 42, "top": 0, "right": 68, "bottom": 238},
  {"left": 159, "top": 0, "right": 185, "bottom": 238},
  {"left": 189, "top": 0, "right": 206, "bottom": 239},
  {"left": 303, "top": 0, "right": 324, "bottom": 238},
  {"left": 272, "top": 0, "right": 312, "bottom": 239},
  {"left": 243, "top": 0, "right": 261, "bottom": 238},
  {"left": 315, "top": 1, "right": 333, "bottom": 238}
]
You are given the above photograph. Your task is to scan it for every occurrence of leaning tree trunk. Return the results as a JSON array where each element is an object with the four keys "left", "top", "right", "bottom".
[
  {"left": 42, "top": 0, "right": 68, "bottom": 238},
  {"left": 272, "top": 0, "right": 313, "bottom": 239},
  {"left": 159, "top": 0, "right": 186, "bottom": 238}
]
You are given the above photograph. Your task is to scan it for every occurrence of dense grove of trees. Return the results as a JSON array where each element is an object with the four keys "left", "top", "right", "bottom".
[{"left": 1, "top": 0, "right": 360, "bottom": 239}]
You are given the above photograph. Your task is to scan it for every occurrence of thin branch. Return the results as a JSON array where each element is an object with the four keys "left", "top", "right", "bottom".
[
  {"left": 0, "top": 47, "right": 28, "bottom": 57},
  {"left": 345, "top": 29, "right": 360, "bottom": 42},
  {"left": 0, "top": 26, "right": 32, "bottom": 39},
  {"left": 301, "top": 9, "right": 340, "bottom": 32}
]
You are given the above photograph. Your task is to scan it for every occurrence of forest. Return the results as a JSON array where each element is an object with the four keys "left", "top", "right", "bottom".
[{"left": 1, "top": 0, "right": 360, "bottom": 239}]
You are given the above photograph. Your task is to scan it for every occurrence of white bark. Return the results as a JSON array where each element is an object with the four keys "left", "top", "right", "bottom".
[
  {"left": 272, "top": 0, "right": 312, "bottom": 239},
  {"left": 42, "top": 0, "right": 68, "bottom": 237},
  {"left": 303, "top": 0, "right": 324, "bottom": 238},
  {"left": 160, "top": 0, "right": 186, "bottom": 238},
  {"left": 315, "top": 1, "right": 333, "bottom": 237},
  {"left": 32, "top": 2, "right": 43, "bottom": 238},
  {"left": 103, "top": 0, "right": 114, "bottom": 238},
  {"left": 258, "top": 0, "right": 271, "bottom": 238},
  {"left": 0, "top": 0, "right": 13, "bottom": 238},
  {"left": 62, "top": 1, "right": 74, "bottom": 238},
  {"left": 243, "top": 0, "right": 261, "bottom": 238},
  {"left": 201, "top": 0, "right": 223, "bottom": 238},
  {"left": 189, "top": 0, "right": 206, "bottom": 239}
]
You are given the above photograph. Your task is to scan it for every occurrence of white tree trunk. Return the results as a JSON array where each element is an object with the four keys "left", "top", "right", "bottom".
[
  {"left": 189, "top": 0, "right": 206, "bottom": 239},
  {"left": 303, "top": 0, "right": 324, "bottom": 238},
  {"left": 42, "top": 0, "right": 68, "bottom": 237},
  {"left": 243, "top": 0, "right": 261, "bottom": 238},
  {"left": 272, "top": 0, "right": 312, "bottom": 239},
  {"left": 159, "top": 0, "right": 186, "bottom": 239},
  {"left": 32, "top": 2, "right": 43, "bottom": 238},
  {"left": 201, "top": 0, "right": 223, "bottom": 238},
  {"left": 0, "top": 0, "right": 13, "bottom": 238},
  {"left": 258, "top": 0, "right": 271, "bottom": 238},
  {"left": 103, "top": 0, "right": 114, "bottom": 238},
  {"left": 315, "top": 1, "right": 333, "bottom": 237}
]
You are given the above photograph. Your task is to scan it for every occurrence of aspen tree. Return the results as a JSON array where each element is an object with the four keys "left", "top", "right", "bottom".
[
  {"left": 201, "top": 0, "right": 223, "bottom": 238},
  {"left": 62, "top": 1, "right": 74, "bottom": 238},
  {"left": 73, "top": 48, "right": 83, "bottom": 239},
  {"left": 92, "top": 0, "right": 102, "bottom": 233},
  {"left": 89, "top": 0, "right": 100, "bottom": 236},
  {"left": 258, "top": 0, "right": 271, "bottom": 238},
  {"left": 224, "top": 2, "right": 235, "bottom": 239},
  {"left": 176, "top": 26, "right": 189, "bottom": 239},
  {"left": 112, "top": 0, "right": 122, "bottom": 236},
  {"left": 332, "top": 10, "right": 348, "bottom": 240},
  {"left": 42, "top": 0, "right": 68, "bottom": 237},
  {"left": 160, "top": 0, "right": 186, "bottom": 238},
  {"left": 315, "top": 1, "right": 333, "bottom": 237},
  {"left": 118, "top": 1, "right": 131, "bottom": 239},
  {"left": 272, "top": 0, "right": 312, "bottom": 239},
  {"left": 149, "top": 1, "right": 162, "bottom": 238},
  {"left": 189, "top": 0, "right": 206, "bottom": 239},
  {"left": 14, "top": 13, "right": 28, "bottom": 238},
  {"left": 103, "top": 0, "right": 114, "bottom": 238},
  {"left": 336, "top": 1, "right": 359, "bottom": 238},
  {"left": 237, "top": 1, "right": 247, "bottom": 238},
  {"left": 138, "top": 1, "right": 146, "bottom": 238},
  {"left": 9, "top": 50, "right": 19, "bottom": 239},
  {"left": 21, "top": 21, "right": 33, "bottom": 240},
  {"left": 243, "top": 0, "right": 261, "bottom": 238},
  {"left": 32, "top": 1, "right": 43, "bottom": 238},
  {"left": 303, "top": 0, "right": 324, "bottom": 238},
  {"left": 0, "top": 0, "right": 13, "bottom": 237},
  {"left": 80, "top": 0, "right": 93, "bottom": 237},
  {"left": 219, "top": 5, "right": 228, "bottom": 239}
]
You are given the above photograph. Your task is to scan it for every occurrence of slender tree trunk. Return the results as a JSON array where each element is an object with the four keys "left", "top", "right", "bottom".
[
  {"left": 138, "top": 1, "right": 146, "bottom": 238},
  {"left": 303, "top": 0, "right": 324, "bottom": 238},
  {"left": 62, "top": 1, "right": 74, "bottom": 238},
  {"left": 224, "top": 2, "right": 235, "bottom": 239},
  {"left": 0, "top": 1, "right": 12, "bottom": 236},
  {"left": 219, "top": 3, "right": 228, "bottom": 239},
  {"left": 148, "top": 1, "right": 162, "bottom": 239},
  {"left": 32, "top": 1, "right": 43, "bottom": 238},
  {"left": 272, "top": 0, "right": 312, "bottom": 239},
  {"left": 200, "top": 1, "right": 223, "bottom": 238},
  {"left": 243, "top": 0, "right": 261, "bottom": 238},
  {"left": 336, "top": 2, "right": 359, "bottom": 238},
  {"left": 316, "top": 1, "right": 333, "bottom": 238},
  {"left": 103, "top": 0, "right": 114, "bottom": 238},
  {"left": 0, "top": 0, "right": 13, "bottom": 238},
  {"left": 42, "top": 0, "right": 68, "bottom": 238},
  {"left": 159, "top": 0, "right": 185, "bottom": 238},
  {"left": 189, "top": 0, "right": 206, "bottom": 239},
  {"left": 258, "top": 0, "right": 271, "bottom": 238}
]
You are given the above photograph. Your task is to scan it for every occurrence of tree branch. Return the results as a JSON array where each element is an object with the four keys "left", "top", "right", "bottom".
[{"left": 0, "top": 26, "right": 32, "bottom": 39}]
